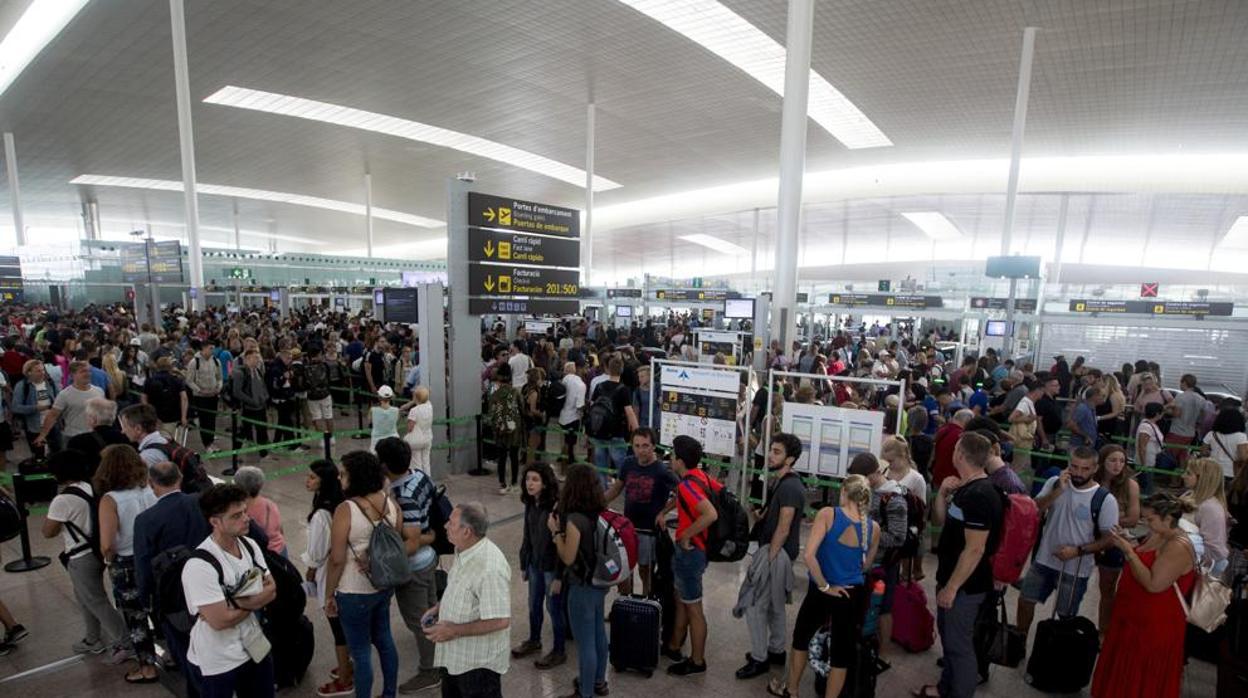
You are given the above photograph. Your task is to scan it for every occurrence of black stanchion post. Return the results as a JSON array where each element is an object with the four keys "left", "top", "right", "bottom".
[
  {"left": 324, "top": 431, "right": 333, "bottom": 462},
  {"left": 230, "top": 410, "right": 240, "bottom": 475},
  {"left": 467, "top": 413, "right": 489, "bottom": 476},
  {"left": 4, "top": 474, "right": 51, "bottom": 573},
  {"left": 353, "top": 397, "right": 367, "bottom": 440}
]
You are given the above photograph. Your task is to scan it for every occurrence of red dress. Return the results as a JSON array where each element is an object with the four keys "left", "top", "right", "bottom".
[{"left": 1091, "top": 547, "right": 1196, "bottom": 698}]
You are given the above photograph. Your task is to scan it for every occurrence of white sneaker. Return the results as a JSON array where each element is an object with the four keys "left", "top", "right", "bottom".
[
  {"left": 72, "top": 638, "right": 106, "bottom": 654},
  {"left": 498, "top": 486, "right": 510, "bottom": 495}
]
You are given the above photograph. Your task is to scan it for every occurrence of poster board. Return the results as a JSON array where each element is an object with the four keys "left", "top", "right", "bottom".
[
  {"left": 524, "top": 320, "right": 554, "bottom": 335},
  {"left": 658, "top": 364, "right": 739, "bottom": 457},
  {"left": 781, "top": 402, "right": 884, "bottom": 478},
  {"left": 696, "top": 330, "right": 740, "bottom": 364}
]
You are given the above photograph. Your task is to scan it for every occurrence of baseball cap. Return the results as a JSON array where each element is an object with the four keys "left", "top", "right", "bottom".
[
  {"left": 129, "top": 337, "right": 141, "bottom": 346},
  {"left": 377, "top": 385, "right": 395, "bottom": 399},
  {"left": 671, "top": 435, "right": 703, "bottom": 470}
]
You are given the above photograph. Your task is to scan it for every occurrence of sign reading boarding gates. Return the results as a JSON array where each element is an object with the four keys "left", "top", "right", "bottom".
[
  {"left": 468, "top": 192, "right": 579, "bottom": 238},
  {"left": 657, "top": 365, "right": 739, "bottom": 457}
]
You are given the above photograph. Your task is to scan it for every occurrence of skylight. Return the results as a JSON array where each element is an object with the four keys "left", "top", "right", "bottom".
[
  {"left": 616, "top": 0, "right": 891, "bottom": 149},
  {"left": 680, "top": 233, "right": 750, "bottom": 255},
  {"left": 1220, "top": 215, "right": 1248, "bottom": 249},
  {"left": 204, "top": 86, "right": 621, "bottom": 191},
  {"left": 0, "top": 0, "right": 88, "bottom": 99},
  {"left": 901, "top": 211, "right": 962, "bottom": 240},
  {"left": 70, "top": 175, "right": 443, "bottom": 227}
]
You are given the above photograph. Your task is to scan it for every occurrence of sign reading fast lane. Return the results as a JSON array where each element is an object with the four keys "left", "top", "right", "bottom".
[
  {"left": 468, "top": 227, "right": 579, "bottom": 268},
  {"left": 468, "top": 264, "right": 580, "bottom": 297}
]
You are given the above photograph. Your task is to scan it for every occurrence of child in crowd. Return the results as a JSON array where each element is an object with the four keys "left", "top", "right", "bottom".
[
  {"left": 369, "top": 385, "right": 400, "bottom": 452},
  {"left": 512, "top": 462, "right": 567, "bottom": 669}
]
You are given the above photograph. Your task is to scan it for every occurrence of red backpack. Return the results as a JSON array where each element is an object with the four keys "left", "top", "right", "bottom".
[
  {"left": 585, "top": 509, "right": 638, "bottom": 588},
  {"left": 991, "top": 493, "right": 1039, "bottom": 585}
]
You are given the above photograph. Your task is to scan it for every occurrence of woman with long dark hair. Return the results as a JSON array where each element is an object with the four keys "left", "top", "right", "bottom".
[
  {"left": 1094, "top": 445, "right": 1139, "bottom": 634},
  {"left": 550, "top": 463, "right": 608, "bottom": 698},
  {"left": 302, "top": 459, "right": 353, "bottom": 696},
  {"left": 512, "top": 462, "right": 565, "bottom": 669}
]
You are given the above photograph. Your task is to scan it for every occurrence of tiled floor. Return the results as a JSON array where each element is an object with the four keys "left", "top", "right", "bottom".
[{"left": 0, "top": 421, "right": 1221, "bottom": 697}]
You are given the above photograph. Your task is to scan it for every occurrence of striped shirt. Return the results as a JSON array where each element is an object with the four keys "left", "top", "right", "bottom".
[
  {"left": 434, "top": 536, "right": 511, "bottom": 677},
  {"left": 390, "top": 469, "right": 437, "bottom": 572}
]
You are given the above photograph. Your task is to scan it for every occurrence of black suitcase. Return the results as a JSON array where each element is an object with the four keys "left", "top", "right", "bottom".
[
  {"left": 263, "top": 613, "right": 314, "bottom": 688},
  {"left": 813, "top": 637, "right": 882, "bottom": 698},
  {"left": 1218, "top": 574, "right": 1248, "bottom": 698},
  {"left": 17, "top": 457, "right": 58, "bottom": 504},
  {"left": 1024, "top": 614, "right": 1099, "bottom": 692},
  {"left": 609, "top": 550, "right": 663, "bottom": 677}
]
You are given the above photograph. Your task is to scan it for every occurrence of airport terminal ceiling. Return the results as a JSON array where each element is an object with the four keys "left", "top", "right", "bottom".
[{"left": 0, "top": 0, "right": 1245, "bottom": 280}]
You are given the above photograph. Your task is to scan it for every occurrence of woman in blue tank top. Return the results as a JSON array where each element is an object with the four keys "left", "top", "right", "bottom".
[{"left": 769, "top": 474, "right": 879, "bottom": 698}]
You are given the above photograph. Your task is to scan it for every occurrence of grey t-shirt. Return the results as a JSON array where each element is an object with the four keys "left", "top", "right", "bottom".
[
  {"left": 52, "top": 385, "right": 106, "bottom": 438},
  {"left": 1035, "top": 477, "right": 1119, "bottom": 578},
  {"left": 761, "top": 473, "right": 806, "bottom": 562},
  {"left": 1170, "top": 390, "right": 1206, "bottom": 438}
]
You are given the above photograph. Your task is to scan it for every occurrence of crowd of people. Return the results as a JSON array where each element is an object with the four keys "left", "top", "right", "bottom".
[{"left": 0, "top": 301, "right": 1244, "bottom": 698}]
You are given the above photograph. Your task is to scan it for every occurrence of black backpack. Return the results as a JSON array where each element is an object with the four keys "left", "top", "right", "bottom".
[
  {"left": 303, "top": 361, "right": 331, "bottom": 401},
  {"left": 544, "top": 378, "right": 567, "bottom": 420},
  {"left": 146, "top": 373, "right": 183, "bottom": 421},
  {"left": 679, "top": 475, "right": 750, "bottom": 562},
  {"left": 142, "top": 441, "right": 211, "bottom": 494},
  {"left": 428, "top": 484, "right": 455, "bottom": 556},
  {"left": 153, "top": 538, "right": 262, "bottom": 634},
  {"left": 260, "top": 547, "right": 307, "bottom": 624},
  {"left": 58, "top": 485, "right": 102, "bottom": 566},
  {"left": 585, "top": 382, "right": 620, "bottom": 441}
]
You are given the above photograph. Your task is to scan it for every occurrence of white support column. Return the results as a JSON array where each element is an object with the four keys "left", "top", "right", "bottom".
[
  {"left": 750, "top": 208, "right": 760, "bottom": 291},
  {"left": 584, "top": 103, "right": 595, "bottom": 286},
  {"left": 4, "top": 133, "right": 25, "bottom": 247},
  {"left": 232, "top": 200, "right": 241, "bottom": 250},
  {"left": 365, "top": 172, "right": 374, "bottom": 258},
  {"left": 770, "top": 0, "right": 815, "bottom": 349},
  {"left": 999, "top": 26, "right": 1037, "bottom": 257},
  {"left": 1051, "top": 193, "right": 1070, "bottom": 287},
  {"left": 169, "top": 0, "right": 205, "bottom": 310}
]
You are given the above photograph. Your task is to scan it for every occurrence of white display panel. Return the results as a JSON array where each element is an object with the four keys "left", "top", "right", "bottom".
[
  {"left": 658, "top": 364, "right": 740, "bottom": 457},
  {"left": 524, "top": 320, "right": 554, "bottom": 334},
  {"left": 782, "top": 402, "right": 884, "bottom": 478},
  {"left": 725, "top": 298, "right": 755, "bottom": 318}
]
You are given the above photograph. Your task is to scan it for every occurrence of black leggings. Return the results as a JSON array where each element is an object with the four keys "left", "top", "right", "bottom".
[{"left": 792, "top": 582, "right": 865, "bottom": 668}]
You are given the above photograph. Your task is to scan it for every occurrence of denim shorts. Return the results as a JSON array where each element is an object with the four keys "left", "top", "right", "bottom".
[
  {"left": 1019, "top": 562, "right": 1090, "bottom": 617},
  {"left": 635, "top": 530, "right": 657, "bottom": 567},
  {"left": 671, "top": 542, "right": 707, "bottom": 603}
]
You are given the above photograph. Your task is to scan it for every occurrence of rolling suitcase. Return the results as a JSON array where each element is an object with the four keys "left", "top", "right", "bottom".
[
  {"left": 890, "top": 573, "right": 934, "bottom": 653},
  {"left": 608, "top": 539, "right": 662, "bottom": 677},
  {"left": 1024, "top": 614, "right": 1099, "bottom": 692},
  {"left": 1218, "top": 574, "right": 1248, "bottom": 698}
]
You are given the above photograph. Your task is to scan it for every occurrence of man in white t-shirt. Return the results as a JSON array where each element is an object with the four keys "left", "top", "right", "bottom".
[
  {"left": 507, "top": 340, "right": 532, "bottom": 389},
  {"left": 1015, "top": 447, "right": 1119, "bottom": 640},
  {"left": 558, "top": 363, "right": 587, "bottom": 463},
  {"left": 1008, "top": 379, "right": 1045, "bottom": 474},
  {"left": 33, "top": 361, "right": 104, "bottom": 446},
  {"left": 41, "top": 449, "right": 126, "bottom": 656},
  {"left": 182, "top": 484, "right": 276, "bottom": 697}
]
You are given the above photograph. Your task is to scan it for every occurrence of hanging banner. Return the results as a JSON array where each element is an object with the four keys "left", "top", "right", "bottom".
[
  {"left": 782, "top": 402, "right": 884, "bottom": 478},
  {"left": 658, "top": 364, "right": 740, "bottom": 457}
]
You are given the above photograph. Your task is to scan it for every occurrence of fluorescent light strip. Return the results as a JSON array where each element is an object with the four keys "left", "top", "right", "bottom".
[
  {"left": 679, "top": 233, "right": 749, "bottom": 255},
  {"left": 616, "top": 0, "right": 890, "bottom": 149},
  {"left": 901, "top": 211, "right": 962, "bottom": 240},
  {"left": 70, "top": 175, "right": 443, "bottom": 227},
  {"left": 102, "top": 219, "right": 329, "bottom": 246},
  {"left": 0, "top": 0, "right": 88, "bottom": 99},
  {"left": 205, "top": 86, "right": 621, "bottom": 192},
  {"left": 1221, "top": 216, "right": 1248, "bottom": 248}
]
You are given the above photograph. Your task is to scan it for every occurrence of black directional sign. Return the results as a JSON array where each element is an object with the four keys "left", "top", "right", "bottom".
[
  {"left": 969, "top": 297, "right": 1038, "bottom": 313},
  {"left": 0, "top": 255, "right": 22, "bottom": 302},
  {"left": 827, "top": 293, "right": 944, "bottom": 309},
  {"left": 607, "top": 288, "right": 643, "bottom": 298},
  {"left": 468, "top": 192, "right": 579, "bottom": 238},
  {"left": 468, "top": 264, "right": 580, "bottom": 298},
  {"left": 654, "top": 289, "right": 741, "bottom": 302},
  {"left": 468, "top": 227, "right": 579, "bottom": 268},
  {"left": 1068, "top": 299, "right": 1232, "bottom": 317},
  {"left": 469, "top": 297, "right": 580, "bottom": 316}
]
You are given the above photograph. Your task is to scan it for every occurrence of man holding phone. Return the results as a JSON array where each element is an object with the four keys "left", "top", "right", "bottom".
[{"left": 182, "top": 484, "right": 277, "bottom": 698}]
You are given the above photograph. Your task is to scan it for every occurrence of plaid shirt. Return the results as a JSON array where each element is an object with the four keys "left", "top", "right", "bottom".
[
  {"left": 434, "top": 537, "right": 511, "bottom": 676},
  {"left": 389, "top": 469, "right": 437, "bottom": 571}
]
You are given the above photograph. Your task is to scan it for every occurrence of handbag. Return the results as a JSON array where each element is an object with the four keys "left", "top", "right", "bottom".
[
  {"left": 1174, "top": 561, "right": 1233, "bottom": 633},
  {"left": 976, "top": 592, "right": 1026, "bottom": 667},
  {"left": 1007, "top": 419, "right": 1037, "bottom": 448}
]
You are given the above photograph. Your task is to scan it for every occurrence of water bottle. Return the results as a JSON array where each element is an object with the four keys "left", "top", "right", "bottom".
[{"left": 861, "top": 578, "right": 887, "bottom": 638}]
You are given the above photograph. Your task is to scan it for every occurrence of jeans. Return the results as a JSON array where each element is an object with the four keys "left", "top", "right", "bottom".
[
  {"left": 671, "top": 544, "right": 707, "bottom": 603},
  {"left": 1019, "top": 562, "right": 1091, "bottom": 617},
  {"left": 193, "top": 655, "right": 275, "bottom": 698},
  {"left": 162, "top": 619, "right": 200, "bottom": 698},
  {"left": 336, "top": 590, "right": 399, "bottom": 698},
  {"left": 566, "top": 584, "right": 608, "bottom": 697},
  {"left": 441, "top": 668, "right": 502, "bottom": 698},
  {"left": 273, "top": 400, "right": 297, "bottom": 448},
  {"left": 937, "top": 589, "right": 985, "bottom": 698},
  {"left": 393, "top": 565, "right": 439, "bottom": 672},
  {"left": 239, "top": 408, "right": 269, "bottom": 458},
  {"left": 190, "top": 394, "right": 218, "bottom": 447},
  {"left": 592, "top": 445, "right": 627, "bottom": 489},
  {"left": 526, "top": 564, "right": 566, "bottom": 653}
]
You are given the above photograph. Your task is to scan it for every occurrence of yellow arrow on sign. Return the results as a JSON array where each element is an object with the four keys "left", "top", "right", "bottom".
[
  {"left": 484, "top": 276, "right": 495, "bottom": 292},
  {"left": 484, "top": 208, "right": 496, "bottom": 222},
  {"left": 483, "top": 240, "right": 495, "bottom": 257}
]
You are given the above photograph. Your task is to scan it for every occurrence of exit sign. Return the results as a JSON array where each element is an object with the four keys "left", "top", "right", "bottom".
[
  {"left": 228, "top": 267, "right": 251, "bottom": 279},
  {"left": 878, "top": 279, "right": 891, "bottom": 292}
]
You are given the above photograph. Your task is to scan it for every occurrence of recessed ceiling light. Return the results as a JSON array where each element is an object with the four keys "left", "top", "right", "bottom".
[
  {"left": 1220, "top": 216, "right": 1248, "bottom": 248},
  {"left": 679, "top": 233, "right": 749, "bottom": 256},
  {"left": 70, "top": 174, "right": 443, "bottom": 227},
  {"left": 615, "top": 0, "right": 891, "bottom": 149},
  {"left": 901, "top": 211, "right": 962, "bottom": 240},
  {"left": 204, "top": 86, "right": 622, "bottom": 191},
  {"left": 0, "top": 0, "right": 88, "bottom": 100}
]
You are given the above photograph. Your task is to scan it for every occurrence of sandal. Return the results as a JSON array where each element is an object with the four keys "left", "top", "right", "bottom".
[
  {"left": 765, "top": 678, "right": 793, "bottom": 697},
  {"left": 910, "top": 685, "right": 941, "bottom": 698},
  {"left": 125, "top": 670, "right": 159, "bottom": 684}
]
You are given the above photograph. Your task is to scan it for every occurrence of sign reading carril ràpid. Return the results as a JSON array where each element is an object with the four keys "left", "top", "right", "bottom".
[{"left": 468, "top": 192, "right": 579, "bottom": 238}]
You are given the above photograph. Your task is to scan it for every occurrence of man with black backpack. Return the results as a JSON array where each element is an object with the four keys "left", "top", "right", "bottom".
[
  {"left": 185, "top": 340, "right": 224, "bottom": 452},
  {"left": 376, "top": 437, "right": 444, "bottom": 694},
  {"left": 181, "top": 484, "right": 276, "bottom": 697},
  {"left": 303, "top": 344, "right": 335, "bottom": 436},
  {"left": 587, "top": 357, "right": 638, "bottom": 489}
]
